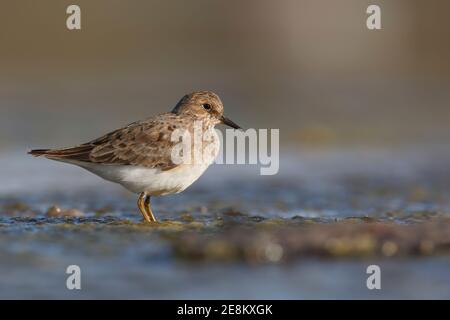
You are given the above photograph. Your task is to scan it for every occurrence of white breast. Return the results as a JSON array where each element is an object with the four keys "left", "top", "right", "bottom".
[{"left": 79, "top": 162, "right": 212, "bottom": 195}]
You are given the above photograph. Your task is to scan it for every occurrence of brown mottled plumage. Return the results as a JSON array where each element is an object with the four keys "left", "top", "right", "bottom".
[
  {"left": 29, "top": 91, "right": 241, "bottom": 223},
  {"left": 29, "top": 91, "right": 231, "bottom": 170}
]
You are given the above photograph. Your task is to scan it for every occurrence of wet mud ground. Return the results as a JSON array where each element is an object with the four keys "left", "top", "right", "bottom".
[{"left": 1, "top": 147, "right": 450, "bottom": 298}]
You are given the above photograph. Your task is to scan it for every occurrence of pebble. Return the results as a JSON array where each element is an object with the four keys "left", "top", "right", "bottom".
[{"left": 46, "top": 206, "right": 84, "bottom": 217}]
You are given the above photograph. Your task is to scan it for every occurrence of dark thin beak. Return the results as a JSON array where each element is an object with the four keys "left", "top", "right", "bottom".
[{"left": 220, "top": 116, "right": 241, "bottom": 130}]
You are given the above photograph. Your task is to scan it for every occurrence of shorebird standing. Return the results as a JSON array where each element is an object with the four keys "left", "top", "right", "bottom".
[{"left": 29, "top": 91, "right": 241, "bottom": 223}]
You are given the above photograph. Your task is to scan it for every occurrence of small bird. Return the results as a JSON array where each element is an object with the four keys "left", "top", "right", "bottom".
[{"left": 29, "top": 91, "right": 241, "bottom": 223}]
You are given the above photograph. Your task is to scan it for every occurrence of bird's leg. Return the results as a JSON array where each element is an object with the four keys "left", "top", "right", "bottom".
[
  {"left": 137, "top": 192, "right": 156, "bottom": 223},
  {"left": 144, "top": 194, "right": 158, "bottom": 223}
]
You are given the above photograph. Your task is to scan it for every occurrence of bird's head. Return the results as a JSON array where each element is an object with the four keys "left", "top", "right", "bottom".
[{"left": 171, "top": 91, "right": 241, "bottom": 129}]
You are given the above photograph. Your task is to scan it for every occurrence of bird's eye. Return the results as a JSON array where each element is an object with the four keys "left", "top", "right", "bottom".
[{"left": 202, "top": 103, "right": 212, "bottom": 110}]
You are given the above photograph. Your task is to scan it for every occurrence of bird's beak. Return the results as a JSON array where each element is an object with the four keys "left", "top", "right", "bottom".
[{"left": 220, "top": 116, "right": 241, "bottom": 130}]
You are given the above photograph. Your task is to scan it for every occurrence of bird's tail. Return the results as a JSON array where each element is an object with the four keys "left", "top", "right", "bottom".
[
  {"left": 28, "top": 145, "right": 93, "bottom": 162},
  {"left": 28, "top": 148, "right": 51, "bottom": 157}
]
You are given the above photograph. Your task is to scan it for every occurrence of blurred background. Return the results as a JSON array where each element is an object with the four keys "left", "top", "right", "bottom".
[
  {"left": 1, "top": 1, "right": 450, "bottom": 299},
  {"left": 1, "top": 0, "right": 450, "bottom": 149}
]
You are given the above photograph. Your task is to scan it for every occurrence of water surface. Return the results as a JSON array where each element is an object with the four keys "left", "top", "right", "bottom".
[{"left": 1, "top": 147, "right": 450, "bottom": 299}]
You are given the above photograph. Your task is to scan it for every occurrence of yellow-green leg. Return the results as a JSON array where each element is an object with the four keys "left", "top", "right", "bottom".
[{"left": 137, "top": 192, "right": 158, "bottom": 223}]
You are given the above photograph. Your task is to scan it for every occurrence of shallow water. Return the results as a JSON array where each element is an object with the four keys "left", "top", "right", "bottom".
[{"left": 1, "top": 146, "right": 450, "bottom": 299}]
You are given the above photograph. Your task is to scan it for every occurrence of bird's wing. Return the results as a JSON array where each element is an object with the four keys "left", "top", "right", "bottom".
[{"left": 29, "top": 114, "right": 184, "bottom": 171}]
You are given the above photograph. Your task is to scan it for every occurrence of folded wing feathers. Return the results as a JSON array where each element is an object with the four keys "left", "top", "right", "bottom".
[{"left": 28, "top": 114, "right": 183, "bottom": 171}]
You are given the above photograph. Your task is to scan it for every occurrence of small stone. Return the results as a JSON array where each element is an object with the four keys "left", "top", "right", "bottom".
[
  {"left": 46, "top": 206, "right": 84, "bottom": 217},
  {"left": 46, "top": 206, "right": 62, "bottom": 217}
]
